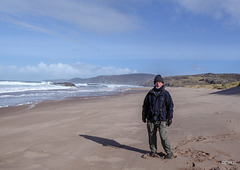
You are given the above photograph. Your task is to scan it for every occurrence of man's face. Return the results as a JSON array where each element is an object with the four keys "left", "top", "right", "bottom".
[{"left": 155, "top": 81, "right": 163, "bottom": 89}]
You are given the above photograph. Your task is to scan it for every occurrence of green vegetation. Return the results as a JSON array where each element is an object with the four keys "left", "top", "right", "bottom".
[
  {"left": 185, "top": 81, "right": 240, "bottom": 89},
  {"left": 159, "top": 73, "right": 240, "bottom": 89}
]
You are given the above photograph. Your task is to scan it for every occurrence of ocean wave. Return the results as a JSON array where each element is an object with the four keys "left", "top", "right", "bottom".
[
  {"left": 0, "top": 80, "right": 51, "bottom": 86},
  {"left": 0, "top": 81, "right": 73, "bottom": 94},
  {"left": 0, "top": 81, "right": 140, "bottom": 108}
]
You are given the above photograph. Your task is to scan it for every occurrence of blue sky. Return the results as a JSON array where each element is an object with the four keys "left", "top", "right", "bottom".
[{"left": 0, "top": 0, "right": 240, "bottom": 81}]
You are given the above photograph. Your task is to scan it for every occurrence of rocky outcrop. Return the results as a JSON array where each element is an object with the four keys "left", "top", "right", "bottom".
[
  {"left": 53, "top": 82, "right": 76, "bottom": 87},
  {"left": 202, "top": 78, "right": 228, "bottom": 84}
]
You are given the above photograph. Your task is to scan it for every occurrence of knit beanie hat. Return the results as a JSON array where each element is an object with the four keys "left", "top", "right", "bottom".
[{"left": 154, "top": 75, "right": 164, "bottom": 84}]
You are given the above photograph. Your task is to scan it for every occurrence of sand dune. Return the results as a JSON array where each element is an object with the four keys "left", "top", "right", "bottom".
[{"left": 0, "top": 87, "right": 240, "bottom": 169}]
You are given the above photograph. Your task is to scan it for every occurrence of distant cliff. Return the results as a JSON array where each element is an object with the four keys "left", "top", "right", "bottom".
[{"left": 69, "top": 73, "right": 155, "bottom": 86}]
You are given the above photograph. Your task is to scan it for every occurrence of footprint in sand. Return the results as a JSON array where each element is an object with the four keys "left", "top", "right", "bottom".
[
  {"left": 175, "top": 133, "right": 239, "bottom": 148},
  {"left": 173, "top": 133, "right": 240, "bottom": 169},
  {"left": 175, "top": 148, "right": 214, "bottom": 162}
]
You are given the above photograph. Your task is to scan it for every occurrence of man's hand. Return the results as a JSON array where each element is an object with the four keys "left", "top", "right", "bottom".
[
  {"left": 142, "top": 118, "right": 146, "bottom": 123},
  {"left": 167, "top": 119, "right": 172, "bottom": 126}
]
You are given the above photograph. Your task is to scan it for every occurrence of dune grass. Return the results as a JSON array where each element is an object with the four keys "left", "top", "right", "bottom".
[{"left": 184, "top": 81, "right": 240, "bottom": 89}]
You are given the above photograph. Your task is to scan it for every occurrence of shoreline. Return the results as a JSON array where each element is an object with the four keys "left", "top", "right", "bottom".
[
  {"left": 0, "top": 86, "right": 150, "bottom": 109},
  {"left": 0, "top": 81, "right": 141, "bottom": 108},
  {"left": 2, "top": 85, "right": 236, "bottom": 110},
  {"left": 0, "top": 87, "right": 151, "bottom": 115},
  {"left": 1, "top": 87, "right": 240, "bottom": 169}
]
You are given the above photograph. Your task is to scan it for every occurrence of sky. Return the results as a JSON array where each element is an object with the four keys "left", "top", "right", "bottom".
[{"left": 0, "top": 0, "right": 240, "bottom": 81}]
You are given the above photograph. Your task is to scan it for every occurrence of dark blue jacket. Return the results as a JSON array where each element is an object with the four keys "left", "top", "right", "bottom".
[{"left": 142, "top": 85, "right": 174, "bottom": 122}]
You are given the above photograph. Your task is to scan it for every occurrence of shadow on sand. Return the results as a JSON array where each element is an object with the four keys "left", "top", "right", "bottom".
[
  {"left": 210, "top": 86, "right": 240, "bottom": 96},
  {"left": 79, "top": 134, "right": 148, "bottom": 154}
]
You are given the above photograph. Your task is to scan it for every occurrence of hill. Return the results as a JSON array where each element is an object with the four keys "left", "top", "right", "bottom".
[
  {"left": 69, "top": 73, "right": 155, "bottom": 86},
  {"left": 48, "top": 73, "right": 240, "bottom": 90},
  {"left": 143, "top": 73, "right": 240, "bottom": 89}
]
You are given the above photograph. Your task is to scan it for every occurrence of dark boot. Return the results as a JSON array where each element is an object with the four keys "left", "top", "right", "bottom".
[
  {"left": 165, "top": 152, "right": 173, "bottom": 159},
  {"left": 150, "top": 152, "right": 157, "bottom": 157}
]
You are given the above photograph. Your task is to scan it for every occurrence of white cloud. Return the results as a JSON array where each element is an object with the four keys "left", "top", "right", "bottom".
[
  {"left": 0, "top": 0, "right": 140, "bottom": 34},
  {"left": 73, "top": 62, "right": 137, "bottom": 77},
  {"left": 170, "top": 0, "right": 240, "bottom": 26},
  {"left": 0, "top": 62, "right": 137, "bottom": 80}
]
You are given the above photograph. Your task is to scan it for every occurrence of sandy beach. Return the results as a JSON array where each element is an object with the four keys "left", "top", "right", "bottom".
[{"left": 0, "top": 87, "right": 240, "bottom": 170}]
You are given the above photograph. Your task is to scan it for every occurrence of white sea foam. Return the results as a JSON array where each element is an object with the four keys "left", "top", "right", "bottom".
[
  {"left": 0, "top": 81, "right": 139, "bottom": 108},
  {"left": 0, "top": 81, "right": 71, "bottom": 94}
]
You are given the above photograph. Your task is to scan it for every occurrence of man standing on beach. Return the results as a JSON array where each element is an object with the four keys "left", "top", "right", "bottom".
[{"left": 142, "top": 75, "right": 174, "bottom": 159}]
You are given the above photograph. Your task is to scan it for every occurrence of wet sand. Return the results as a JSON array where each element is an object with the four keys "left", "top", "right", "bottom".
[{"left": 0, "top": 87, "right": 240, "bottom": 170}]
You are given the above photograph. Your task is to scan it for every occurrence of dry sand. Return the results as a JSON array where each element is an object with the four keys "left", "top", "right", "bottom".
[{"left": 0, "top": 87, "right": 240, "bottom": 170}]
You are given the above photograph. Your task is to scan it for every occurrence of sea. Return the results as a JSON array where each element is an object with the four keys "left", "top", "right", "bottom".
[{"left": 0, "top": 80, "right": 140, "bottom": 108}]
